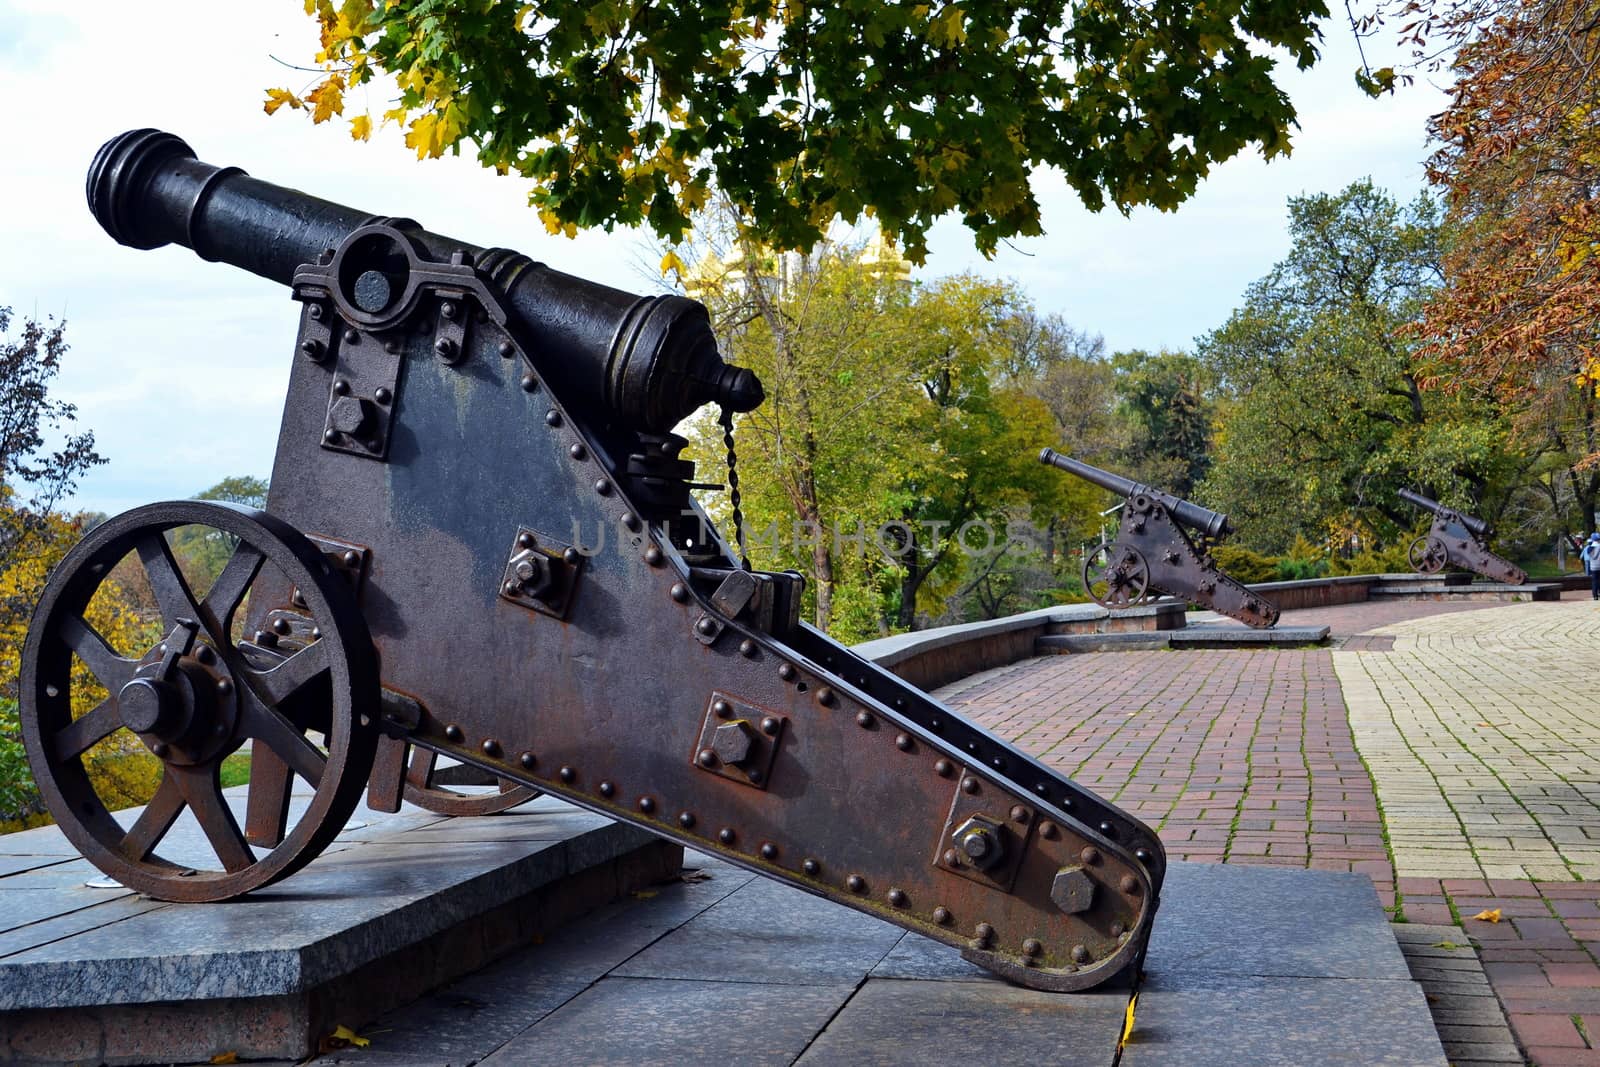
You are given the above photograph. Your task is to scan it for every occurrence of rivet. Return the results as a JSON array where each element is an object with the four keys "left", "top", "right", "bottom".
[
  {"left": 760, "top": 716, "right": 780, "bottom": 735},
  {"left": 503, "top": 580, "right": 521, "bottom": 596},
  {"left": 1034, "top": 782, "right": 1050, "bottom": 797},
  {"left": 374, "top": 386, "right": 392, "bottom": 404},
  {"left": 644, "top": 545, "right": 664, "bottom": 566},
  {"left": 520, "top": 752, "right": 537, "bottom": 769},
  {"left": 942, "top": 848, "right": 961, "bottom": 866},
  {"left": 760, "top": 842, "right": 777, "bottom": 860},
  {"left": 599, "top": 781, "right": 615, "bottom": 797},
  {"left": 670, "top": 583, "right": 689, "bottom": 603},
  {"left": 311, "top": 627, "right": 322, "bottom": 640},
  {"left": 253, "top": 629, "right": 277, "bottom": 648},
  {"left": 678, "top": 812, "right": 696, "bottom": 828},
  {"left": 718, "top": 828, "right": 736, "bottom": 845},
  {"left": 887, "top": 888, "right": 907, "bottom": 907},
  {"left": 300, "top": 339, "right": 322, "bottom": 359},
  {"left": 332, "top": 378, "right": 351, "bottom": 396},
  {"left": 1111, "top": 922, "right": 1126, "bottom": 937},
  {"left": 445, "top": 724, "right": 464, "bottom": 742},
  {"left": 975, "top": 922, "right": 995, "bottom": 945},
  {"left": 935, "top": 759, "right": 954, "bottom": 777},
  {"left": 1071, "top": 945, "right": 1091, "bottom": 964},
  {"left": 747, "top": 769, "right": 765, "bottom": 785},
  {"left": 433, "top": 337, "right": 456, "bottom": 359},
  {"left": 385, "top": 339, "right": 400, "bottom": 354},
  {"left": 481, "top": 739, "right": 502, "bottom": 757},
  {"left": 932, "top": 906, "right": 952, "bottom": 925},
  {"left": 194, "top": 644, "right": 215, "bottom": 665},
  {"left": 216, "top": 678, "right": 233, "bottom": 696},
  {"left": 498, "top": 340, "right": 515, "bottom": 357},
  {"left": 696, "top": 617, "right": 717, "bottom": 636},
  {"left": 961, "top": 777, "right": 980, "bottom": 795},
  {"left": 802, "top": 858, "right": 820, "bottom": 875},
  {"left": 559, "top": 766, "right": 576, "bottom": 784},
  {"left": 1120, "top": 875, "right": 1140, "bottom": 894},
  {"left": 441, "top": 300, "right": 459, "bottom": 320},
  {"left": 594, "top": 478, "right": 612, "bottom": 496},
  {"left": 345, "top": 328, "right": 360, "bottom": 344},
  {"left": 308, "top": 304, "right": 324, "bottom": 321},
  {"left": 1080, "top": 847, "right": 1101, "bottom": 865},
  {"left": 847, "top": 875, "right": 866, "bottom": 893},
  {"left": 563, "top": 547, "right": 581, "bottom": 565},
  {"left": 1135, "top": 848, "right": 1152, "bottom": 863},
  {"left": 895, "top": 733, "right": 913, "bottom": 751},
  {"left": 569, "top": 442, "right": 587, "bottom": 460},
  {"left": 151, "top": 741, "right": 169, "bottom": 758},
  {"left": 546, "top": 410, "right": 563, "bottom": 427},
  {"left": 740, "top": 639, "right": 757, "bottom": 657},
  {"left": 271, "top": 617, "right": 292, "bottom": 635},
  {"left": 622, "top": 512, "right": 640, "bottom": 531},
  {"left": 991, "top": 756, "right": 1007, "bottom": 771},
  {"left": 713, "top": 699, "right": 732, "bottom": 717},
  {"left": 855, "top": 711, "right": 873, "bottom": 728},
  {"left": 1099, "top": 821, "right": 1117, "bottom": 839},
  {"left": 323, "top": 429, "right": 340, "bottom": 444},
  {"left": 517, "top": 528, "right": 536, "bottom": 549},
  {"left": 1023, "top": 938, "right": 1043, "bottom": 957},
  {"left": 1010, "top": 805, "right": 1030, "bottom": 824},
  {"left": 638, "top": 797, "right": 656, "bottom": 814},
  {"left": 342, "top": 549, "right": 361, "bottom": 568},
  {"left": 1040, "top": 821, "right": 1059, "bottom": 840},
  {"left": 778, "top": 663, "right": 796, "bottom": 681},
  {"left": 520, "top": 373, "right": 538, "bottom": 392},
  {"left": 817, "top": 687, "right": 836, "bottom": 707},
  {"left": 697, "top": 749, "right": 718, "bottom": 767}
]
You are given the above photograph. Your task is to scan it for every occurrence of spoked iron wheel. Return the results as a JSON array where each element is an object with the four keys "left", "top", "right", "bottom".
[
  {"left": 20, "top": 502, "right": 379, "bottom": 901},
  {"left": 1408, "top": 535, "right": 1448, "bottom": 575},
  {"left": 1082, "top": 543, "right": 1151, "bottom": 609},
  {"left": 398, "top": 741, "right": 539, "bottom": 816}
]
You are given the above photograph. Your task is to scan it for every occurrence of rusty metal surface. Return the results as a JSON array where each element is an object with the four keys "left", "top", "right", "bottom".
[
  {"left": 20, "top": 129, "right": 1172, "bottom": 993},
  {"left": 1040, "top": 449, "right": 1279, "bottom": 628},
  {"left": 1399, "top": 489, "right": 1527, "bottom": 585}
]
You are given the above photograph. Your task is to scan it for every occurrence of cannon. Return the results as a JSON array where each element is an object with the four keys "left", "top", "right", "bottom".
[
  {"left": 17, "top": 130, "right": 1164, "bottom": 994},
  {"left": 1399, "top": 488, "right": 1526, "bottom": 585},
  {"left": 1040, "top": 449, "right": 1279, "bottom": 628}
]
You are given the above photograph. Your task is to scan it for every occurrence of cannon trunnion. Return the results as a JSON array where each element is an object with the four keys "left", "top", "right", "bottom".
[
  {"left": 1040, "top": 449, "right": 1279, "bottom": 628},
  {"left": 1399, "top": 489, "right": 1526, "bottom": 585},
  {"left": 18, "top": 131, "right": 1166, "bottom": 995}
]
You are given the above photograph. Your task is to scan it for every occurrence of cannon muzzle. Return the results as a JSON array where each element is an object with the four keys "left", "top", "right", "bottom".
[
  {"left": 1399, "top": 488, "right": 1490, "bottom": 537},
  {"left": 87, "top": 129, "right": 762, "bottom": 433},
  {"left": 1039, "top": 447, "right": 1231, "bottom": 540}
]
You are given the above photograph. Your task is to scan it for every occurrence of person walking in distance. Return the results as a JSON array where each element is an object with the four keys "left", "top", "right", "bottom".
[{"left": 1583, "top": 533, "right": 1600, "bottom": 600}]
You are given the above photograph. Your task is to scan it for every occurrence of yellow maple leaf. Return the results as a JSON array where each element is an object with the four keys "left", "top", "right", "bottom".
[
  {"left": 660, "top": 250, "right": 686, "bottom": 276},
  {"left": 349, "top": 114, "right": 372, "bottom": 141},
  {"left": 262, "top": 88, "right": 303, "bottom": 116},
  {"left": 209, "top": 1054, "right": 238, "bottom": 1065},
  {"left": 1471, "top": 908, "right": 1502, "bottom": 923},
  {"left": 306, "top": 74, "right": 345, "bottom": 124},
  {"left": 1120, "top": 991, "right": 1138, "bottom": 1044}
]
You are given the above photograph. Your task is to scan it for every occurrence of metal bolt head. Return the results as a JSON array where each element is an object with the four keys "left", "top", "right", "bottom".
[
  {"left": 932, "top": 906, "right": 952, "bottom": 925},
  {"left": 508, "top": 550, "right": 554, "bottom": 599},
  {"left": 328, "top": 395, "right": 375, "bottom": 437},
  {"left": 760, "top": 716, "right": 781, "bottom": 736},
  {"left": 802, "top": 858, "right": 820, "bottom": 875},
  {"left": 712, "top": 720, "right": 756, "bottom": 766},
  {"left": 434, "top": 336, "right": 457, "bottom": 359},
  {"left": 953, "top": 816, "right": 1005, "bottom": 871},
  {"left": 1050, "top": 866, "right": 1097, "bottom": 915}
]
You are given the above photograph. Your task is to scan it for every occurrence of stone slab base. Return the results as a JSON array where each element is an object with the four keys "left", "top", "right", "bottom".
[
  {"left": 1036, "top": 624, "right": 1329, "bottom": 654},
  {"left": 1368, "top": 581, "right": 1560, "bottom": 602},
  {"left": 0, "top": 797, "right": 680, "bottom": 1065}
]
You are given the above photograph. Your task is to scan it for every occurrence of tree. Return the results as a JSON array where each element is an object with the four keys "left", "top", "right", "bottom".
[
  {"left": 274, "top": 0, "right": 1329, "bottom": 260},
  {"left": 1197, "top": 181, "right": 1517, "bottom": 552},
  {"left": 165, "top": 477, "right": 272, "bottom": 601},
  {"left": 1111, "top": 348, "right": 1214, "bottom": 497}
]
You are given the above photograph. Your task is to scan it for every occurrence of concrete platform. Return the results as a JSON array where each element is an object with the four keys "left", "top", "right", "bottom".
[
  {"left": 1367, "top": 580, "right": 1559, "bottom": 601},
  {"left": 0, "top": 791, "right": 680, "bottom": 1065},
  {"left": 281, "top": 857, "right": 1443, "bottom": 1067},
  {"left": 1037, "top": 624, "right": 1330, "bottom": 653}
]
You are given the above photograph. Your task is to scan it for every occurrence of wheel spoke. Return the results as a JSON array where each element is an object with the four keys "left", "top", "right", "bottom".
[
  {"left": 200, "top": 542, "right": 265, "bottom": 637},
  {"left": 170, "top": 765, "right": 254, "bottom": 873},
  {"left": 136, "top": 534, "right": 203, "bottom": 627},
  {"left": 250, "top": 642, "right": 330, "bottom": 706},
  {"left": 51, "top": 697, "right": 124, "bottom": 761},
  {"left": 244, "top": 744, "right": 295, "bottom": 847},
  {"left": 120, "top": 773, "right": 185, "bottom": 861},
  {"left": 242, "top": 697, "right": 327, "bottom": 788},
  {"left": 58, "top": 615, "right": 138, "bottom": 693}
]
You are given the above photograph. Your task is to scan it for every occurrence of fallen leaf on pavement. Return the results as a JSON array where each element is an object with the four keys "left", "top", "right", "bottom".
[{"left": 1471, "top": 909, "right": 1502, "bottom": 923}]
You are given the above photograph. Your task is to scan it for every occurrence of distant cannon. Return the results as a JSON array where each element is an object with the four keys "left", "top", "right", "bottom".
[
  {"left": 1399, "top": 489, "right": 1526, "bottom": 585},
  {"left": 1040, "top": 449, "right": 1279, "bottom": 628}
]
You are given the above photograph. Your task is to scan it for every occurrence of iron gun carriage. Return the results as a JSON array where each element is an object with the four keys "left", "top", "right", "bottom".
[
  {"left": 1040, "top": 448, "right": 1279, "bottom": 628},
  {"left": 1398, "top": 488, "right": 1526, "bottom": 585},
  {"left": 18, "top": 130, "right": 1165, "bottom": 994}
]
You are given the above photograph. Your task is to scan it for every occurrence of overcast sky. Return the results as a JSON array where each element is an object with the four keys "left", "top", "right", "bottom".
[{"left": 0, "top": 1, "right": 1448, "bottom": 517}]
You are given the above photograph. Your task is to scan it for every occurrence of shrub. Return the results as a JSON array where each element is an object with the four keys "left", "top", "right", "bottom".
[{"left": 1208, "top": 544, "right": 1282, "bottom": 583}]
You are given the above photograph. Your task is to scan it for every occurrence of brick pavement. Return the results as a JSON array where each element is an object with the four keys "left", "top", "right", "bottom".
[{"left": 938, "top": 596, "right": 1600, "bottom": 1066}]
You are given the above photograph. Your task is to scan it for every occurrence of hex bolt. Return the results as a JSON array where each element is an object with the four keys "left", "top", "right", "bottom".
[
  {"left": 955, "top": 818, "right": 1005, "bottom": 871},
  {"left": 712, "top": 720, "right": 757, "bottom": 766},
  {"left": 1050, "top": 866, "right": 1097, "bottom": 915},
  {"left": 328, "top": 395, "right": 375, "bottom": 438},
  {"left": 308, "top": 304, "right": 324, "bottom": 321}
]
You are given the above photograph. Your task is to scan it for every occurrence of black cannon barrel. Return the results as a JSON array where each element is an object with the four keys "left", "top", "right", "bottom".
[
  {"left": 1398, "top": 488, "right": 1490, "bottom": 537},
  {"left": 1039, "top": 447, "right": 1231, "bottom": 540},
  {"left": 86, "top": 129, "right": 761, "bottom": 434}
]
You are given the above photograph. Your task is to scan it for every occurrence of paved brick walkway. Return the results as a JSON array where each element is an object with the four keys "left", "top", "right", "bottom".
[{"left": 939, "top": 597, "right": 1600, "bottom": 1066}]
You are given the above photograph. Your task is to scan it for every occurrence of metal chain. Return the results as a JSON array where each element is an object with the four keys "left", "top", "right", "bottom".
[{"left": 719, "top": 405, "right": 752, "bottom": 570}]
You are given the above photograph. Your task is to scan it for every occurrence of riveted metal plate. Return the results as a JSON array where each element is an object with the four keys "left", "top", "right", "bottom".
[
  {"left": 431, "top": 287, "right": 471, "bottom": 365},
  {"left": 319, "top": 327, "right": 402, "bottom": 460},
  {"left": 934, "top": 774, "right": 1033, "bottom": 893},
  {"left": 692, "top": 691, "right": 785, "bottom": 790},
  {"left": 307, "top": 533, "right": 371, "bottom": 599},
  {"left": 499, "top": 527, "right": 581, "bottom": 619}
]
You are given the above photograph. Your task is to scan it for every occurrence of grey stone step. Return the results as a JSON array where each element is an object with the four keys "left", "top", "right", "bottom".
[
  {"left": 1367, "top": 581, "right": 1560, "bottom": 601},
  {"left": 1037, "top": 624, "right": 1329, "bottom": 654},
  {"left": 0, "top": 792, "right": 679, "bottom": 1065}
]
